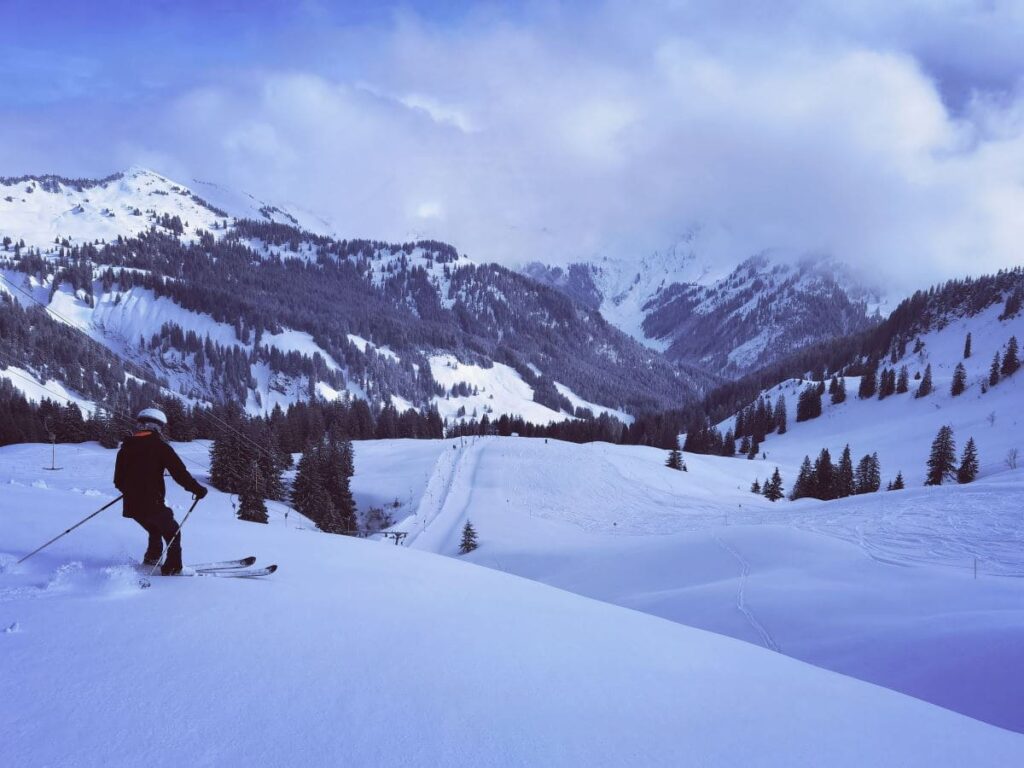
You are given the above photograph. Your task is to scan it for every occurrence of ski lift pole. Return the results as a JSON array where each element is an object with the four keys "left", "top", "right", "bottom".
[
  {"left": 16, "top": 495, "right": 124, "bottom": 565},
  {"left": 148, "top": 494, "right": 203, "bottom": 577}
]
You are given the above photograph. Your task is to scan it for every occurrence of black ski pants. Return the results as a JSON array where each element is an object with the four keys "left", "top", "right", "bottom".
[{"left": 131, "top": 505, "right": 182, "bottom": 568}]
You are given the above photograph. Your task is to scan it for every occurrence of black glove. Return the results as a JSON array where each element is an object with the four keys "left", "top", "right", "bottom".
[{"left": 193, "top": 485, "right": 208, "bottom": 500}]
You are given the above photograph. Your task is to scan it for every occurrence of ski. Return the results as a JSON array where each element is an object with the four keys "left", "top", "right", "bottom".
[
  {"left": 189, "top": 556, "right": 257, "bottom": 571},
  {"left": 194, "top": 564, "right": 277, "bottom": 578}
]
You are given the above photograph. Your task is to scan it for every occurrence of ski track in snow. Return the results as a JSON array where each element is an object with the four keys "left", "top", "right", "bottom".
[{"left": 713, "top": 533, "right": 781, "bottom": 653}]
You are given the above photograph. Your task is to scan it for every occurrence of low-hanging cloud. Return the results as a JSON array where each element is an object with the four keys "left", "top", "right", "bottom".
[{"left": 4, "top": 1, "right": 1023, "bottom": 291}]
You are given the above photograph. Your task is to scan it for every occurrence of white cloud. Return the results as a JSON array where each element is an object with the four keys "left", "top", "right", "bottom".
[{"left": 6, "top": 1, "right": 1022, "bottom": 291}]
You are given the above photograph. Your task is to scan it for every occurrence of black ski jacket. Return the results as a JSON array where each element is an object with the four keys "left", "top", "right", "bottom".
[{"left": 114, "top": 431, "right": 205, "bottom": 518}]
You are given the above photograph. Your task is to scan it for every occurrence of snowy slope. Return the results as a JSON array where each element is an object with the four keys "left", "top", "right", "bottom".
[
  {"left": 722, "top": 301, "right": 1024, "bottom": 488},
  {"left": 383, "top": 435, "right": 1024, "bottom": 732},
  {"left": 2, "top": 441, "right": 1023, "bottom": 767}
]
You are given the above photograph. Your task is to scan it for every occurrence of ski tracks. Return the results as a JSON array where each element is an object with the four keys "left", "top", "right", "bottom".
[{"left": 713, "top": 533, "right": 781, "bottom": 653}]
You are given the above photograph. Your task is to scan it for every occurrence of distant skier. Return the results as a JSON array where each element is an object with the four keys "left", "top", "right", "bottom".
[{"left": 114, "top": 407, "right": 207, "bottom": 575}]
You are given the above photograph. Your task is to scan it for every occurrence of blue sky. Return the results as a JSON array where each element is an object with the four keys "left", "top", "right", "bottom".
[{"left": 3, "top": 1, "right": 1023, "bottom": 285}]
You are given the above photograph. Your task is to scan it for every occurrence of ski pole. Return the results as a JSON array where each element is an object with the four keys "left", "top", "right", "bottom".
[
  {"left": 16, "top": 495, "right": 124, "bottom": 565},
  {"left": 149, "top": 495, "right": 202, "bottom": 577}
]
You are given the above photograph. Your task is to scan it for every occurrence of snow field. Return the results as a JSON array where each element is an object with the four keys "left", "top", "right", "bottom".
[
  {"left": 1, "top": 441, "right": 1022, "bottom": 767},
  {"left": 391, "top": 435, "right": 1024, "bottom": 731}
]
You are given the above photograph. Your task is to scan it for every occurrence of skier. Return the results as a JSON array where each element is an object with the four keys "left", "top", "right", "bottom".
[{"left": 114, "top": 407, "right": 207, "bottom": 575}]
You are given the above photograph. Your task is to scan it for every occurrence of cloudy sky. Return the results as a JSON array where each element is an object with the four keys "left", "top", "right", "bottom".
[{"left": 3, "top": 0, "right": 1023, "bottom": 289}]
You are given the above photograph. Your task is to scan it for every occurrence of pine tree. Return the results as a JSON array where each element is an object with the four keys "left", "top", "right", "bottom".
[
  {"left": 1001, "top": 336, "right": 1019, "bottom": 377},
  {"left": 317, "top": 499, "right": 348, "bottom": 534},
  {"left": 877, "top": 368, "right": 896, "bottom": 400},
  {"left": 857, "top": 361, "right": 877, "bottom": 399},
  {"left": 763, "top": 467, "right": 784, "bottom": 502},
  {"left": 666, "top": 438, "right": 684, "bottom": 471},
  {"left": 963, "top": 332, "right": 972, "bottom": 359},
  {"left": 739, "top": 434, "right": 751, "bottom": 454},
  {"left": 813, "top": 448, "right": 835, "bottom": 500},
  {"left": 791, "top": 456, "right": 814, "bottom": 500},
  {"left": 915, "top": 365, "right": 933, "bottom": 398},
  {"left": 721, "top": 429, "right": 735, "bottom": 456},
  {"left": 831, "top": 377, "right": 847, "bottom": 404},
  {"left": 238, "top": 487, "right": 269, "bottom": 524},
  {"left": 854, "top": 453, "right": 878, "bottom": 494},
  {"left": 989, "top": 351, "right": 1001, "bottom": 386},
  {"left": 950, "top": 362, "right": 967, "bottom": 396},
  {"left": 774, "top": 393, "right": 787, "bottom": 435},
  {"left": 888, "top": 471, "right": 905, "bottom": 491},
  {"left": 1001, "top": 288, "right": 1023, "bottom": 320},
  {"left": 747, "top": 438, "right": 759, "bottom": 460},
  {"left": 956, "top": 437, "right": 979, "bottom": 484},
  {"left": 796, "top": 386, "right": 822, "bottom": 422},
  {"left": 896, "top": 366, "right": 909, "bottom": 394},
  {"left": 836, "top": 445, "right": 855, "bottom": 498},
  {"left": 867, "top": 452, "right": 881, "bottom": 493},
  {"left": 925, "top": 425, "right": 957, "bottom": 485},
  {"left": 750, "top": 479, "right": 761, "bottom": 494},
  {"left": 459, "top": 521, "right": 478, "bottom": 554},
  {"left": 237, "top": 463, "right": 269, "bottom": 524}
]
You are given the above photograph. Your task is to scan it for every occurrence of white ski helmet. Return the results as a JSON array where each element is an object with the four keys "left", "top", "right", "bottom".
[{"left": 136, "top": 407, "right": 168, "bottom": 428}]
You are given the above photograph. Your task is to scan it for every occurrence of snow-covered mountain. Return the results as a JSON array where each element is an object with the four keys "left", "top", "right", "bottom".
[
  {"left": 0, "top": 166, "right": 335, "bottom": 248},
  {"left": 0, "top": 169, "right": 707, "bottom": 425},
  {"left": 523, "top": 231, "right": 884, "bottom": 376}
]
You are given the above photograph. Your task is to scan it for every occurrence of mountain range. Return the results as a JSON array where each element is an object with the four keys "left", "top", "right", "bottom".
[{"left": 0, "top": 168, "right": 711, "bottom": 424}]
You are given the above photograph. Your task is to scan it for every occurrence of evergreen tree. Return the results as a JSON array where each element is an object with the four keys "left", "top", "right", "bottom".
[
  {"left": 989, "top": 351, "right": 1001, "bottom": 386},
  {"left": 867, "top": 452, "right": 881, "bottom": 493},
  {"left": 666, "top": 438, "right": 684, "bottom": 471},
  {"left": 950, "top": 363, "right": 967, "bottom": 397},
  {"left": 854, "top": 454, "right": 879, "bottom": 494},
  {"left": 896, "top": 366, "right": 909, "bottom": 394},
  {"left": 925, "top": 425, "right": 957, "bottom": 485},
  {"left": 836, "top": 445, "right": 855, "bottom": 498},
  {"left": 888, "top": 471, "right": 905, "bottom": 491},
  {"left": 915, "top": 365, "right": 933, "bottom": 398},
  {"left": 790, "top": 456, "right": 814, "bottom": 500},
  {"left": 738, "top": 434, "right": 751, "bottom": 454},
  {"left": 957, "top": 437, "right": 979, "bottom": 484},
  {"left": 317, "top": 498, "right": 348, "bottom": 534},
  {"left": 721, "top": 429, "right": 735, "bottom": 456},
  {"left": 963, "top": 332, "right": 972, "bottom": 359},
  {"left": 747, "top": 438, "right": 759, "bottom": 460},
  {"left": 857, "top": 361, "right": 878, "bottom": 399},
  {"left": 763, "top": 467, "right": 784, "bottom": 502},
  {"left": 831, "top": 377, "right": 847, "bottom": 404},
  {"left": 1001, "top": 288, "right": 1023, "bottom": 320},
  {"left": 291, "top": 447, "right": 325, "bottom": 525},
  {"left": 877, "top": 368, "right": 897, "bottom": 400},
  {"left": 796, "top": 386, "right": 822, "bottom": 422},
  {"left": 459, "top": 520, "right": 478, "bottom": 553},
  {"left": 237, "top": 463, "right": 269, "bottom": 524},
  {"left": 774, "top": 393, "right": 787, "bottom": 435},
  {"left": 750, "top": 479, "right": 761, "bottom": 494},
  {"left": 812, "top": 448, "right": 835, "bottom": 500},
  {"left": 1001, "top": 336, "right": 1019, "bottom": 377}
]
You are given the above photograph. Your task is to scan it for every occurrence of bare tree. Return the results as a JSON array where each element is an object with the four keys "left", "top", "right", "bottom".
[{"left": 1007, "top": 448, "right": 1020, "bottom": 470}]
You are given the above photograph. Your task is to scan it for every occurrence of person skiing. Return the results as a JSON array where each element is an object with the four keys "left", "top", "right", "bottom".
[{"left": 114, "top": 407, "right": 207, "bottom": 575}]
